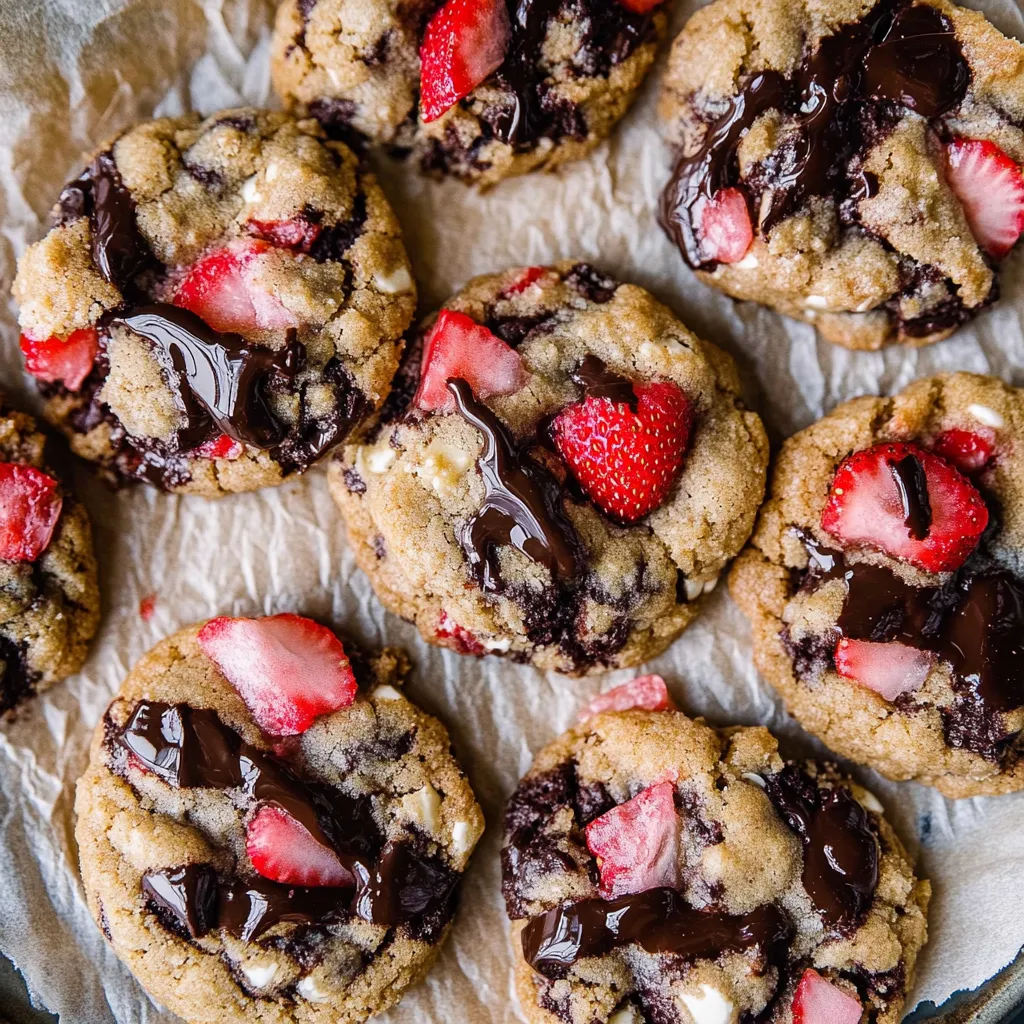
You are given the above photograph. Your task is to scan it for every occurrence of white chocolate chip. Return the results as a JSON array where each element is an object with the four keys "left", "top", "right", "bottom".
[
  {"left": 241, "top": 175, "right": 261, "bottom": 204},
  {"left": 374, "top": 266, "right": 414, "bottom": 294},
  {"left": 483, "top": 637, "right": 512, "bottom": 652},
  {"left": 805, "top": 295, "right": 828, "bottom": 309},
  {"left": 679, "top": 985, "right": 736, "bottom": 1024},
  {"left": 242, "top": 963, "right": 278, "bottom": 989},
  {"left": 683, "top": 576, "right": 719, "bottom": 601},
  {"left": 372, "top": 684, "right": 403, "bottom": 701},
  {"left": 741, "top": 772, "right": 766, "bottom": 788},
  {"left": 639, "top": 338, "right": 686, "bottom": 360},
  {"left": 297, "top": 975, "right": 330, "bottom": 1003},
  {"left": 366, "top": 446, "right": 396, "bottom": 474},
  {"left": 419, "top": 440, "right": 473, "bottom": 495},
  {"left": 264, "top": 161, "right": 280, "bottom": 182},
  {"left": 452, "top": 820, "right": 474, "bottom": 855},
  {"left": 849, "top": 782, "right": 884, "bottom": 815},
  {"left": 967, "top": 403, "right": 1004, "bottom": 428},
  {"left": 401, "top": 784, "right": 442, "bottom": 834},
  {"left": 733, "top": 252, "right": 759, "bottom": 270},
  {"left": 609, "top": 1007, "right": 643, "bottom": 1024}
]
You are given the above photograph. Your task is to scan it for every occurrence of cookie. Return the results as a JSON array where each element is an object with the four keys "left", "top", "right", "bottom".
[
  {"left": 271, "top": 0, "right": 667, "bottom": 187},
  {"left": 730, "top": 373, "right": 1024, "bottom": 798},
  {"left": 74, "top": 614, "right": 485, "bottom": 1023},
  {"left": 502, "top": 686, "right": 930, "bottom": 1024},
  {"left": 0, "top": 403, "right": 99, "bottom": 715},
  {"left": 658, "top": 0, "right": 1024, "bottom": 350},
  {"left": 12, "top": 108, "right": 416, "bottom": 496},
  {"left": 328, "top": 262, "right": 769, "bottom": 675}
]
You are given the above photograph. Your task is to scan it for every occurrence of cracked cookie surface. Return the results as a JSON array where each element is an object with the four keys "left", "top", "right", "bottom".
[
  {"left": 329, "top": 261, "right": 768, "bottom": 675},
  {"left": 502, "top": 703, "right": 929, "bottom": 1024},
  {"left": 13, "top": 108, "right": 415, "bottom": 496},
  {"left": 271, "top": 0, "right": 666, "bottom": 187},
  {"left": 730, "top": 373, "right": 1024, "bottom": 798},
  {"left": 74, "top": 619, "right": 484, "bottom": 1024},
  {"left": 658, "top": 0, "right": 1024, "bottom": 350}
]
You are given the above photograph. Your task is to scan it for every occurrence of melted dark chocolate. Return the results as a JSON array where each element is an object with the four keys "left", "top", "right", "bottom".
[
  {"left": 890, "top": 453, "right": 932, "bottom": 541},
  {"left": 764, "top": 767, "right": 878, "bottom": 931},
  {"left": 143, "top": 864, "right": 218, "bottom": 938},
  {"left": 521, "top": 888, "right": 793, "bottom": 979},
  {"left": 571, "top": 355, "right": 637, "bottom": 409},
  {"left": 659, "top": 0, "right": 969, "bottom": 268},
  {"left": 448, "top": 378, "right": 580, "bottom": 591}
]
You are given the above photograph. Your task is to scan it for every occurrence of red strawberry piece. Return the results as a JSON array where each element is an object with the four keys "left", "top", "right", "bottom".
[
  {"left": 193, "top": 433, "right": 244, "bottom": 460},
  {"left": 436, "top": 610, "right": 486, "bottom": 656},
  {"left": 197, "top": 613, "right": 358, "bottom": 735},
  {"left": 20, "top": 327, "right": 99, "bottom": 392},
  {"left": 503, "top": 266, "right": 548, "bottom": 296},
  {"left": 139, "top": 594, "right": 157, "bottom": 622},
  {"left": 419, "top": 0, "right": 511, "bottom": 122},
  {"left": 945, "top": 138, "right": 1024, "bottom": 259},
  {"left": 820, "top": 442, "right": 988, "bottom": 573},
  {"left": 615, "top": 0, "right": 664, "bottom": 12},
  {"left": 414, "top": 309, "right": 527, "bottom": 413},
  {"left": 174, "top": 240, "right": 298, "bottom": 336},
  {"left": 578, "top": 675, "right": 675, "bottom": 722},
  {"left": 700, "top": 187, "right": 754, "bottom": 264},
  {"left": 834, "top": 638, "right": 932, "bottom": 701},
  {"left": 0, "top": 464, "right": 63, "bottom": 562},
  {"left": 247, "top": 216, "right": 322, "bottom": 253},
  {"left": 552, "top": 379, "right": 693, "bottom": 524},
  {"left": 246, "top": 804, "right": 353, "bottom": 888},
  {"left": 932, "top": 429, "right": 995, "bottom": 474},
  {"left": 584, "top": 780, "right": 681, "bottom": 898},
  {"left": 792, "top": 969, "right": 863, "bottom": 1024}
]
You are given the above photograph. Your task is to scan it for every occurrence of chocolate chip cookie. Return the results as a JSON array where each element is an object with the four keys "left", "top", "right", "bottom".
[
  {"left": 730, "top": 372, "right": 1024, "bottom": 798},
  {"left": 0, "top": 403, "right": 99, "bottom": 715},
  {"left": 271, "top": 0, "right": 667, "bottom": 187},
  {"left": 329, "top": 262, "right": 769, "bottom": 675},
  {"left": 74, "top": 614, "right": 484, "bottom": 1023},
  {"left": 659, "top": 0, "right": 1024, "bottom": 350},
  {"left": 12, "top": 108, "right": 415, "bottom": 496},
  {"left": 502, "top": 688, "right": 930, "bottom": 1024}
]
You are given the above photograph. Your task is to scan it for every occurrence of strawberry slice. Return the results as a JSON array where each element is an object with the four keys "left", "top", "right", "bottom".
[
  {"left": 246, "top": 216, "right": 322, "bottom": 253},
  {"left": 414, "top": 309, "right": 527, "bottom": 413},
  {"left": 584, "top": 781, "right": 681, "bottom": 898},
  {"left": 552, "top": 379, "right": 693, "bottom": 524},
  {"left": 246, "top": 805, "right": 353, "bottom": 888},
  {"left": 834, "top": 638, "right": 933, "bottom": 701},
  {"left": 197, "top": 614, "right": 358, "bottom": 735},
  {"left": 20, "top": 327, "right": 99, "bottom": 392},
  {"left": 820, "top": 442, "right": 988, "bottom": 573},
  {"left": 700, "top": 187, "right": 753, "bottom": 264},
  {"left": 139, "top": 594, "right": 157, "bottom": 621},
  {"left": 945, "top": 138, "right": 1024, "bottom": 259},
  {"left": 616, "top": 0, "right": 664, "bottom": 11},
  {"left": 193, "top": 433, "right": 244, "bottom": 460},
  {"left": 0, "top": 464, "right": 63, "bottom": 562},
  {"left": 578, "top": 675, "right": 675, "bottom": 722},
  {"left": 419, "top": 0, "right": 511, "bottom": 122},
  {"left": 436, "top": 610, "right": 486, "bottom": 656},
  {"left": 932, "top": 429, "right": 995, "bottom": 474},
  {"left": 792, "top": 969, "right": 863, "bottom": 1024},
  {"left": 174, "top": 240, "right": 298, "bottom": 336},
  {"left": 503, "top": 267, "right": 548, "bottom": 296}
]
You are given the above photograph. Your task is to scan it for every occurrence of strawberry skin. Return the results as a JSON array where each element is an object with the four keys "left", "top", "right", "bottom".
[
  {"left": 197, "top": 614, "right": 358, "bottom": 735},
  {"left": 946, "top": 138, "right": 1024, "bottom": 259},
  {"left": 834, "top": 638, "right": 933, "bottom": 701},
  {"left": 552, "top": 379, "right": 693, "bottom": 524},
  {"left": 700, "top": 187, "right": 754, "bottom": 264},
  {"left": 193, "top": 433, "right": 244, "bottom": 460},
  {"left": 578, "top": 675, "right": 675, "bottom": 722},
  {"left": 20, "top": 327, "right": 99, "bottom": 392},
  {"left": 246, "top": 216, "right": 322, "bottom": 253},
  {"left": 436, "top": 610, "right": 486, "bottom": 656},
  {"left": 932, "top": 429, "right": 995, "bottom": 474},
  {"left": 792, "top": 969, "right": 863, "bottom": 1024},
  {"left": 584, "top": 780, "right": 681, "bottom": 898},
  {"left": 420, "top": 0, "right": 511, "bottom": 122},
  {"left": 246, "top": 804, "right": 353, "bottom": 888},
  {"left": 0, "top": 464, "right": 63, "bottom": 562},
  {"left": 821, "top": 442, "right": 988, "bottom": 573}
]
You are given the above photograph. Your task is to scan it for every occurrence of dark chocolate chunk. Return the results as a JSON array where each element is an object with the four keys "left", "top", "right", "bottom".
[
  {"left": 890, "top": 453, "right": 932, "bottom": 540},
  {"left": 142, "top": 865, "right": 218, "bottom": 938}
]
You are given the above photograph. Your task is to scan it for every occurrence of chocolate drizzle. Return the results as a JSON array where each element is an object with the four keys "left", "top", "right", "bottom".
[
  {"left": 521, "top": 888, "right": 793, "bottom": 979},
  {"left": 448, "top": 378, "right": 580, "bottom": 591},
  {"left": 571, "top": 355, "right": 637, "bottom": 410},
  {"left": 764, "top": 767, "right": 878, "bottom": 931},
  {"left": 659, "top": 0, "right": 969, "bottom": 269},
  {"left": 119, "top": 702, "right": 458, "bottom": 942},
  {"left": 890, "top": 454, "right": 932, "bottom": 540}
]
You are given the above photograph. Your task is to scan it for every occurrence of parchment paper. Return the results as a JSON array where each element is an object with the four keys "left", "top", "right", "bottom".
[{"left": 2, "top": 0, "right": 1024, "bottom": 1020}]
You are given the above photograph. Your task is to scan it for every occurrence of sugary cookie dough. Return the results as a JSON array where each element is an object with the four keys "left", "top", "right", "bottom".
[
  {"left": 13, "top": 108, "right": 415, "bottom": 496},
  {"left": 731, "top": 373, "right": 1024, "bottom": 798},
  {"left": 330, "top": 261, "right": 768, "bottom": 675}
]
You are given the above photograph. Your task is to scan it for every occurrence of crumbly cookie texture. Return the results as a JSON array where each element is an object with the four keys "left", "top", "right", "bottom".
[
  {"left": 730, "top": 373, "right": 1024, "bottom": 798},
  {"left": 271, "top": 0, "right": 665, "bottom": 187},
  {"left": 13, "top": 108, "right": 415, "bottom": 497},
  {"left": 0, "top": 404, "right": 99, "bottom": 714},
  {"left": 658, "top": 0, "right": 1024, "bottom": 350},
  {"left": 503, "top": 707, "right": 930, "bottom": 1024},
  {"left": 75, "top": 624, "right": 484, "bottom": 1024},
  {"left": 328, "top": 261, "right": 768, "bottom": 675}
]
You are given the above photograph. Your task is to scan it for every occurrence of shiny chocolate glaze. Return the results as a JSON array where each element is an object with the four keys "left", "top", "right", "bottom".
[{"left": 571, "top": 355, "right": 637, "bottom": 409}]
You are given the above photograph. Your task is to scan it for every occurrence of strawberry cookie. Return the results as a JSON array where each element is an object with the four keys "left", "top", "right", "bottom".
[
  {"left": 74, "top": 615, "right": 484, "bottom": 1023},
  {"left": 0, "top": 403, "right": 99, "bottom": 715},
  {"left": 659, "top": 0, "right": 1024, "bottom": 350},
  {"left": 271, "top": 0, "right": 667, "bottom": 187},
  {"left": 502, "top": 683, "right": 930, "bottom": 1024},
  {"left": 328, "top": 262, "right": 768, "bottom": 674},
  {"left": 12, "top": 108, "right": 415, "bottom": 496},
  {"left": 730, "top": 373, "right": 1024, "bottom": 798}
]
